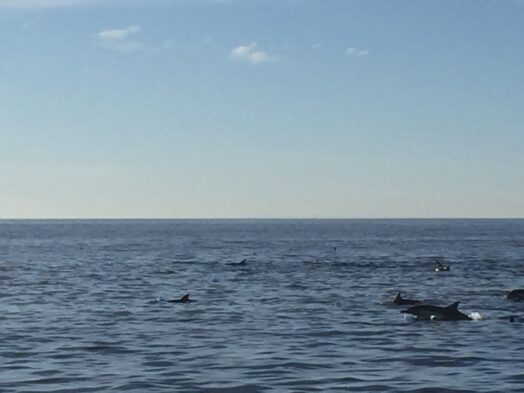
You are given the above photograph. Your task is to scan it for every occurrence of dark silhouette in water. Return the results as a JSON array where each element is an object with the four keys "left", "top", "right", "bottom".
[
  {"left": 393, "top": 292, "right": 422, "bottom": 305},
  {"left": 509, "top": 316, "right": 515, "bottom": 323},
  {"left": 227, "top": 258, "right": 247, "bottom": 266},
  {"left": 507, "top": 289, "right": 524, "bottom": 301},
  {"left": 401, "top": 301, "right": 471, "bottom": 321},
  {"left": 168, "top": 294, "right": 194, "bottom": 303},
  {"left": 434, "top": 259, "right": 450, "bottom": 272}
]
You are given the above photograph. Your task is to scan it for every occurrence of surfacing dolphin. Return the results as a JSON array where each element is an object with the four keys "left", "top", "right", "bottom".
[
  {"left": 434, "top": 259, "right": 450, "bottom": 272},
  {"left": 393, "top": 292, "right": 422, "bottom": 305},
  {"left": 401, "top": 301, "right": 471, "bottom": 321},
  {"left": 227, "top": 258, "right": 247, "bottom": 266},
  {"left": 167, "top": 294, "right": 195, "bottom": 303},
  {"left": 507, "top": 289, "right": 524, "bottom": 301}
]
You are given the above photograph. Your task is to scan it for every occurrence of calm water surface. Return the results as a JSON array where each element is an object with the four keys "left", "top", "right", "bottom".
[{"left": 1, "top": 219, "right": 523, "bottom": 392}]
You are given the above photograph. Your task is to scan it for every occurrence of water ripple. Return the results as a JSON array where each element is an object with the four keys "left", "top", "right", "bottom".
[{"left": 1, "top": 219, "right": 523, "bottom": 392}]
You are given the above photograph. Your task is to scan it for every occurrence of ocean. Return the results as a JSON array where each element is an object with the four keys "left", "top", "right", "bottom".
[{"left": 0, "top": 219, "right": 523, "bottom": 392}]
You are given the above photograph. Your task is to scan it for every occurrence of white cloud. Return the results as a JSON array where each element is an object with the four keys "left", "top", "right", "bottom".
[
  {"left": 230, "top": 43, "right": 270, "bottom": 64},
  {"left": 98, "top": 25, "right": 141, "bottom": 41},
  {"left": 96, "top": 26, "right": 174, "bottom": 54},
  {"left": 346, "top": 47, "right": 369, "bottom": 57},
  {"left": 96, "top": 25, "right": 144, "bottom": 53}
]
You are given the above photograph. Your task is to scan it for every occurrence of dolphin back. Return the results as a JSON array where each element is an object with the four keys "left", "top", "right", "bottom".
[
  {"left": 445, "top": 301, "right": 460, "bottom": 310},
  {"left": 445, "top": 301, "right": 471, "bottom": 320},
  {"left": 401, "top": 302, "right": 471, "bottom": 321},
  {"left": 507, "top": 289, "right": 524, "bottom": 301}
]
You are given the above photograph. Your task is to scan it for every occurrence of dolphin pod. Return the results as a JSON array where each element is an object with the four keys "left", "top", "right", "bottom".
[{"left": 164, "top": 256, "right": 517, "bottom": 322}]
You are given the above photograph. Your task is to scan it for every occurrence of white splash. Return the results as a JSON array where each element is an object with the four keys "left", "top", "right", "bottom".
[
  {"left": 403, "top": 314, "right": 416, "bottom": 322},
  {"left": 469, "top": 312, "right": 485, "bottom": 321}
]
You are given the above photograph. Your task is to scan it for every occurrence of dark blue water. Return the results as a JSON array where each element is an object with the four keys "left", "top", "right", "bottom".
[{"left": 1, "top": 219, "right": 523, "bottom": 392}]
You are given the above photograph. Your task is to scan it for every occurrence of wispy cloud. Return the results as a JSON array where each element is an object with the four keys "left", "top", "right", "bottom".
[
  {"left": 97, "top": 25, "right": 145, "bottom": 53},
  {"left": 96, "top": 26, "right": 174, "bottom": 54},
  {"left": 346, "top": 47, "right": 369, "bottom": 58},
  {"left": 229, "top": 43, "right": 270, "bottom": 64},
  {"left": 98, "top": 25, "right": 141, "bottom": 41}
]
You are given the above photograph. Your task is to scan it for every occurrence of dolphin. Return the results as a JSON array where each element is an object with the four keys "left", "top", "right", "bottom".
[
  {"left": 507, "top": 289, "right": 524, "bottom": 301},
  {"left": 167, "top": 293, "right": 194, "bottom": 303},
  {"left": 227, "top": 258, "right": 247, "bottom": 266},
  {"left": 401, "top": 301, "right": 471, "bottom": 321},
  {"left": 434, "top": 259, "right": 450, "bottom": 272},
  {"left": 393, "top": 292, "right": 422, "bottom": 305}
]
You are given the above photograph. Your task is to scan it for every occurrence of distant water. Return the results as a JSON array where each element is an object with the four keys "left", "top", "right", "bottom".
[{"left": 1, "top": 219, "right": 523, "bottom": 393}]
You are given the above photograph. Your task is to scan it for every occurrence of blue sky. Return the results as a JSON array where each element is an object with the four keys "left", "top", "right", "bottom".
[{"left": 1, "top": 0, "right": 523, "bottom": 218}]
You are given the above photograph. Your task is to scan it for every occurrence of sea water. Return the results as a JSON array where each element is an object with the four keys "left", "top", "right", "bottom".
[{"left": 0, "top": 219, "right": 523, "bottom": 392}]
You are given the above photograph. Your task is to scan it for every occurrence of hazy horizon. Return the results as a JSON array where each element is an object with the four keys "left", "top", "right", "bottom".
[{"left": 2, "top": 0, "right": 523, "bottom": 219}]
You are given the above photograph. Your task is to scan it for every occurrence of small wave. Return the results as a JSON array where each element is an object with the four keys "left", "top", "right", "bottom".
[
  {"left": 405, "top": 388, "right": 476, "bottom": 393},
  {"left": 22, "top": 376, "right": 90, "bottom": 385},
  {"left": 199, "top": 384, "right": 267, "bottom": 393}
]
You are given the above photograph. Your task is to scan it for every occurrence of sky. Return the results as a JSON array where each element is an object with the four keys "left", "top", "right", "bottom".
[{"left": 1, "top": 0, "right": 523, "bottom": 219}]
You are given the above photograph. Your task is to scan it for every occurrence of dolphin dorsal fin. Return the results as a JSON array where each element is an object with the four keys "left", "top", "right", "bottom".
[
  {"left": 395, "top": 292, "right": 402, "bottom": 300},
  {"left": 446, "top": 301, "right": 460, "bottom": 310},
  {"left": 180, "top": 294, "right": 190, "bottom": 302}
]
